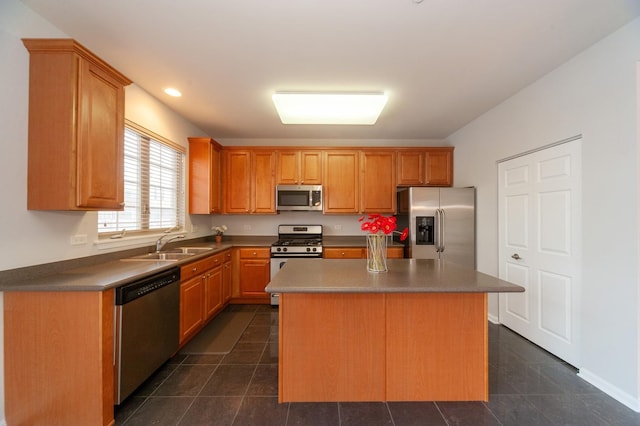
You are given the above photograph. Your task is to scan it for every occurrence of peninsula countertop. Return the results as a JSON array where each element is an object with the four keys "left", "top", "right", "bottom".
[{"left": 265, "top": 258, "right": 524, "bottom": 293}]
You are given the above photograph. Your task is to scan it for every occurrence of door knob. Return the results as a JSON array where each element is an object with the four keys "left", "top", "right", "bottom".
[{"left": 511, "top": 253, "right": 521, "bottom": 260}]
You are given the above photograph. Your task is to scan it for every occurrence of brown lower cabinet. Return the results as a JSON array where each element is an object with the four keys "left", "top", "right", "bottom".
[
  {"left": 4, "top": 290, "right": 115, "bottom": 425},
  {"left": 179, "top": 250, "right": 232, "bottom": 346},
  {"left": 235, "top": 247, "right": 271, "bottom": 302},
  {"left": 323, "top": 246, "right": 404, "bottom": 259}
]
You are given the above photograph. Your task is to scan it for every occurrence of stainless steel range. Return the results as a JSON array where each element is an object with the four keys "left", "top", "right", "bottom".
[{"left": 270, "top": 224, "right": 323, "bottom": 305}]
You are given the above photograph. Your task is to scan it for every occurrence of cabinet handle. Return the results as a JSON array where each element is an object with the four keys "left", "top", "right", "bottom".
[
  {"left": 192, "top": 267, "right": 198, "bottom": 272},
  {"left": 511, "top": 253, "right": 521, "bottom": 260},
  {"left": 253, "top": 251, "right": 257, "bottom": 256},
  {"left": 119, "top": 202, "right": 125, "bottom": 207}
]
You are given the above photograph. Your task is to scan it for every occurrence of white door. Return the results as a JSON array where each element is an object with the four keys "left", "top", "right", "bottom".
[{"left": 498, "top": 139, "right": 582, "bottom": 366}]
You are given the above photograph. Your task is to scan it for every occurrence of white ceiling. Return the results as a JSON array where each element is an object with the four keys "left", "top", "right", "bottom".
[{"left": 19, "top": 0, "right": 640, "bottom": 140}]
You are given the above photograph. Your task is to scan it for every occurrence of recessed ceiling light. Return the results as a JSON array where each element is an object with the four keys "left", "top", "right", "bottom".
[
  {"left": 164, "top": 87, "right": 182, "bottom": 97},
  {"left": 272, "top": 92, "right": 388, "bottom": 125}
]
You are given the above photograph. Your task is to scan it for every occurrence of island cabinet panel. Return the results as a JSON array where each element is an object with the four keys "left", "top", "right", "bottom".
[
  {"left": 279, "top": 293, "right": 386, "bottom": 402},
  {"left": 386, "top": 293, "right": 488, "bottom": 401},
  {"left": 4, "top": 290, "right": 115, "bottom": 426},
  {"left": 278, "top": 291, "right": 488, "bottom": 402}
]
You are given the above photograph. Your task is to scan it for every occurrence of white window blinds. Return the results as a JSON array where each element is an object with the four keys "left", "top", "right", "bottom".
[{"left": 98, "top": 123, "right": 185, "bottom": 235}]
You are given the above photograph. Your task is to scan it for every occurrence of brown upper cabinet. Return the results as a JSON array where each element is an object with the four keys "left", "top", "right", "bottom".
[
  {"left": 360, "top": 150, "right": 396, "bottom": 213},
  {"left": 188, "top": 137, "right": 222, "bottom": 214},
  {"left": 323, "top": 150, "right": 396, "bottom": 214},
  {"left": 223, "top": 149, "right": 276, "bottom": 214},
  {"left": 396, "top": 147, "right": 454, "bottom": 187},
  {"left": 276, "top": 150, "right": 322, "bottom": 185},
  {"left": 323, "top": 150, "right": 360, "bottom": 213},
  {"left": 23, "top": 39, "right": 132, "bottom": 210}
]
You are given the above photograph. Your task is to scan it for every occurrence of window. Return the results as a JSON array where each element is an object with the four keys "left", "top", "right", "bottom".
[{"left": 98, "top": 121, "right": 185, "bottom": 236}]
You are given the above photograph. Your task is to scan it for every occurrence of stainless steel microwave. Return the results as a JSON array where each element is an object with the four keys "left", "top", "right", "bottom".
[{"left": 276, "top": 185, "right": 323, "bottom": 211}]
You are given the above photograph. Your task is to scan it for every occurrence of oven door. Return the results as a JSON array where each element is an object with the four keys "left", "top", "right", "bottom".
[{"left": 270, "top": 257, "right": 289, "bottom": 305}]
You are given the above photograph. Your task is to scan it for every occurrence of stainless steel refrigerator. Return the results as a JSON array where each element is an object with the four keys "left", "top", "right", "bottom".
[{"left": 409, "top": 187, "right": 475, "bottom": 269}]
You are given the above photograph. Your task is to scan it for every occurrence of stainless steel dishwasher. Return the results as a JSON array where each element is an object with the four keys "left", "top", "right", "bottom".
[{"left": 114, "top": 267, "right": 180, "bottom": 404}]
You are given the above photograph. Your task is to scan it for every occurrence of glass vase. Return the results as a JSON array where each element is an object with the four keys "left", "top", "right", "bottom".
[{"left": 366, "top": 234, "right": 388, "bottom": 272}]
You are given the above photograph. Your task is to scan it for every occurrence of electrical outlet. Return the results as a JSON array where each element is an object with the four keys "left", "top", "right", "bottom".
[
  {"left": 334, "top": 225, "right": 342, "bottom": 231},
  {"left": 70, "top": 234, "right": 87, "bottom": 245},
  {"left": 243, "top": 224, "right": 252, "bottom": 231}
]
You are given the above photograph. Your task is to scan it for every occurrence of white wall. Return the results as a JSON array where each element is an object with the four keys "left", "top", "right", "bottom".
[
  {"left": 0, "top": 0, "right": 213, "bottom": 273},
  {"left": 449, "top": 17, "right": 640, "bottom": 409}
]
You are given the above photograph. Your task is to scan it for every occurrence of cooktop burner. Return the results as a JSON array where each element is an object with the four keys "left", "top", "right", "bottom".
[
  {"left": 271, "top": 225, "right": 323, "bottom": 257},
  {"left": 273, "top": 238, "right": 322, "bottom": 247}
]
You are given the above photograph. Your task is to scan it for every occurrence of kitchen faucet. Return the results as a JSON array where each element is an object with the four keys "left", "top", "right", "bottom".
[{"left": 155, "top": 234, "right": 185, "bottom": 252}]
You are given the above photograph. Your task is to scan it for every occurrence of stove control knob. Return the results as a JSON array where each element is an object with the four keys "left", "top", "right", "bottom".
[
  {"left": 283, "top": 248, "right": 287, "bottom": 252},
  {"left": 276, "top": 247, "right": 281, "bottom": 252},
  {"left": 312, "top": 247, "right": 317, "bottom": 252}
]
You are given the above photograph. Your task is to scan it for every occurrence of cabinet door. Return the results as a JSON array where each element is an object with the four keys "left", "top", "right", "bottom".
[
  {"left": 224, "top": 151, "right": 252, "bottom": 213},
  {"left": 76, "top": 59, "right": 126, "bottom": 209},
  {"left": 323, "top": 151, "right": 359, "bottom": 213},
  {"left": 397, "top": 150, "right": 425, "bottom": 186},
  {"left": 204, "top": 266, "right": 223, "bottom": 319},
  {"left": 222, "top": 259, "right": 232, "bottom": 303},
  {"left": 188, "top": 137, "right": 222, "bottom": 214},
  {"left": 180, "top": 276, "right": 204, "bottom": 344},
  {"left": 425, "top": 149, "right": 453, "bottom": 186},
  {"left": 300, "top": 151, "right": 322, "bottom": 184},
  {"left": 239, "top": 259, "right": 271, "bottom": 297},
  {"left": 276, "top": 151, "right": 299, "bottom": 184},
  {"left": 253, "top": 151, "right": 276, "bottom": 213},
  {"left": 361, "top": 151, "right": 396, "bottom": 213}
]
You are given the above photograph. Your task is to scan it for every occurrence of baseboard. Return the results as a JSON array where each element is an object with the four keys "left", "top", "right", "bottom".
[
  {"left": 578, "top": 368, "right": 640, "bottom": 412},
  {"left": 488, "top": 313, "right": 500, "bottom": 324}
]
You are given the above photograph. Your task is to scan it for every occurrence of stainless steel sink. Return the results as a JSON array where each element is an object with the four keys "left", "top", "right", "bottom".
[
  {"left": 122, "top": 252, "right": 196, "bottom": 262},
  {"left": 171, "top": 247, "right": 214, "bottom": 254}
]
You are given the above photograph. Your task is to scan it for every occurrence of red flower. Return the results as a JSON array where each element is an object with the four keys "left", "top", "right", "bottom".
[{"left": 359, "top": 214, "right": 408, "bottom": 240}]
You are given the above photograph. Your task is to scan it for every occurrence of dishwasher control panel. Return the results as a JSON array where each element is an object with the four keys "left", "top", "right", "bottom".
[{"left": 115, "top": 268, "right": 180, "bottom": 305}]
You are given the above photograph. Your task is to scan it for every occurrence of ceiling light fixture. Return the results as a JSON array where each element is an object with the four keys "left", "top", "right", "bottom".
[
  {"left": 164, "top": 87, "right": 182, "bottom": 97},
  {"left": 272, "top": 92, "right": 388, "bottom": 125}
]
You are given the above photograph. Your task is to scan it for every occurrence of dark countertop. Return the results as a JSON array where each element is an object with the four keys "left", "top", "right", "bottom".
[
  {"left": 0, "top": 235, "right": 276, "bottom": 292},
  {"left": 266, "top": 258, "right": 524, "bottom": 294}
]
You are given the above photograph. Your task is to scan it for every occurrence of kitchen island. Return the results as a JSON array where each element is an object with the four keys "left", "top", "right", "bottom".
[{"left": 265, "top": 258, "right": 524, "bottom": 403}]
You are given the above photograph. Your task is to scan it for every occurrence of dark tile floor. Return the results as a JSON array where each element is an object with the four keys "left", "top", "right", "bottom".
[{"left": 115, "top": 304, "right": 640, "bottom": 425}]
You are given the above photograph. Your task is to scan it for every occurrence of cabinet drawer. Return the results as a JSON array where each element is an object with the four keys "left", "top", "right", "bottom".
[
  {"left": 239, "top": 248, "right": 270, "bottom": 259},
  {"left": 323, "top": 248, "right": 364, "bottom": 259},
  {"left": 181, "top": 255, "right": 216, "bottom": 281},
  {"left": 222, "top": 250, "right": 232, "bottom": 262},
  {"left": 211, "top": 252, "right": 225, "bottom": 267}
]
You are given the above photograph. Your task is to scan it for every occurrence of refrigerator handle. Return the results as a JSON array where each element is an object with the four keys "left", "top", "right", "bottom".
[
  {"left": 439, "top": 209, "right": 445, "bottom": 253},
  {"left": 435, "top": 209, "right": 442, "bottom": 252}
]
